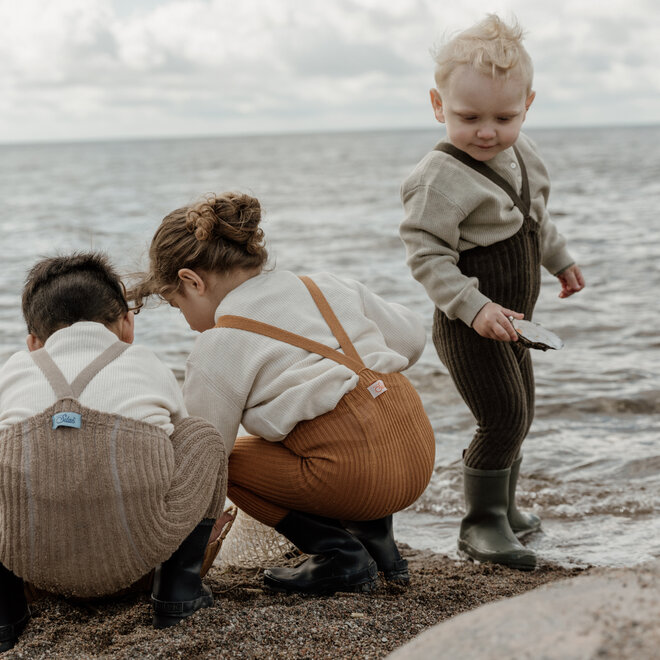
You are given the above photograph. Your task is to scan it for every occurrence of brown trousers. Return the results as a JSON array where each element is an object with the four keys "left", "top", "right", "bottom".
[
  {"left": 220, "top": 276, "right": 436, "bottom": 527},
  {"left": 432, "top": 143, "right": 541, "bottom": 470}
]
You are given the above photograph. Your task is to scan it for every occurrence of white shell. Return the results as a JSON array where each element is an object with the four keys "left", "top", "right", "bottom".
[{"left": 512, "top": 319, "right": 564, "bottom": 350}]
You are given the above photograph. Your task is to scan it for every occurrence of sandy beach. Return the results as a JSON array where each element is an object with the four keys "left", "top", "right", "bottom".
[{"left": 5, "top": 546, "right": 583, "bottom": 659}]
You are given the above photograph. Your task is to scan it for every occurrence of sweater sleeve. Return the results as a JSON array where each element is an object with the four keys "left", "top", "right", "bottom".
[
  {"left": 182, "top": 352, "right": 245, "bottom": 455},
  {"left": 400, "top": 181, "right": 491, "bottom": 327},
  {"left": 353, "top": 281, "right": 426, "bottom": 367},
  {"left": 538, "top": 206, "right": 574, "bottom": 275},
  {"left": 518, "top": 134, "right": 574, "bottom": 275}
]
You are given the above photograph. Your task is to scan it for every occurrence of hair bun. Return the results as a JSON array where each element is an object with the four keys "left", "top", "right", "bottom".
[{"left": 185, "top": 193, "right": 264, "bottom": 254}]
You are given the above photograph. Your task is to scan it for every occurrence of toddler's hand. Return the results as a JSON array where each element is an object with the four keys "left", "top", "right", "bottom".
[
  {"left": 472, "top": 302, "right": 523, "bottom": 341},
  {"left": 557, "top": 264, "right": 585, "bottom": 298}
]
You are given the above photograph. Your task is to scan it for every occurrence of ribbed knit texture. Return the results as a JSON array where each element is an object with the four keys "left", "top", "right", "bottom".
[
  {"left": 433, "top": 212, "right": 540, "bottom": 470},
  {"left": 224, "top": 276, "right": 435, "bottom": 527},
  {"left": 229, "top": 368, "right": 435, "bottom": 527},
  {"left": 0, "top": 412, "right": 226, "bottom": 597}
]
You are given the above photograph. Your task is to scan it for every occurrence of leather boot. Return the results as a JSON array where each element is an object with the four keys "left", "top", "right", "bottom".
[
  {"left": 0, "top": 562, "right": 30, "bottom": 653},
  {"left": 343, "top": 516, "right": 409, "bottom": 584},
  {"left": 263, "top": 511, "right": 377, "bottom": 594},
  {"left": 151, "top": 519, "right": 215, "bottom": 629},
  {"left": 458, "top": 464, "right": 536, "bottom": 570},
  {"left": 508, "top": 454, "right": 542, "bottom": 537}
]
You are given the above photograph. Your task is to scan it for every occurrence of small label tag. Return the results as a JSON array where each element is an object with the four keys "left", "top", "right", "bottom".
[
  {"left": 52, "top": 412, "right": 82, "bottom": 429},
  {"left": 367, "top": 380, "right": 387, "bottom": 398}
]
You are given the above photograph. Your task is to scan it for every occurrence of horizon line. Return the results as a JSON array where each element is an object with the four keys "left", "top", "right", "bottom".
[{"left": 1, "top": 121, "right": 658, "bottom": 148}]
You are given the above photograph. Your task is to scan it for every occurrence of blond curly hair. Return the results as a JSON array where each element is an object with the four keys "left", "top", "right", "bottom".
[{"left": 432, "top": 14, "right": 534, "bottom": 93}]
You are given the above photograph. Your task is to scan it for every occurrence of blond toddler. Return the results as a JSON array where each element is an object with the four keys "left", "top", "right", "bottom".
[{"left": 400, "top": 15, "right": 584, "bottom": 569}]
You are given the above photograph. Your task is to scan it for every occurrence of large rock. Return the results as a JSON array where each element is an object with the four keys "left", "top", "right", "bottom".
[{"left": 389, "top": 560, "right": 660, "bottom": 660}]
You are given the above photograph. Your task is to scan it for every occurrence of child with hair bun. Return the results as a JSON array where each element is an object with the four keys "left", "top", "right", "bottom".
[
  {"left": 0, "top": 253, "right": 227, "bottom": 652},
  {"left": 132, "top": 191, "right": 436, "bottom": 595},
  {"left": 400, "top": 14, "right": 584, "bottom": 570}
]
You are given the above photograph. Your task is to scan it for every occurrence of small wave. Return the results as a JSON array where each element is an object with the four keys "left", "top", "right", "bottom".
[
  {"left": 608, "top": 456, "right": 660, "bottom": 480},
  {"left": 537, "top": 392, "right": 660, "bottom": 416}
]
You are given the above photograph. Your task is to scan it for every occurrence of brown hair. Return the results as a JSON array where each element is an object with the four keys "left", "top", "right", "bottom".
[
  {"left": 433, "top": 14, "right": 534, "bottom": 94},
  {"left": 22, "top": 252, "right": 129, "bottom": 342},
  {"left": 131, "top": 192, "right": 268, "bottom": 303}
]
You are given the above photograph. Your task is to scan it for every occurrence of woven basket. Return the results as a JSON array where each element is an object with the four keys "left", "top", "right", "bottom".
[{"left": 220, "top": 504, "right": 303, "bottom": 568}]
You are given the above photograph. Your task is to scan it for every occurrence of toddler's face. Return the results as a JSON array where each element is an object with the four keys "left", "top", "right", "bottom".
[{"left": 430, "top": 66, "right": 534, "bottom": 161}]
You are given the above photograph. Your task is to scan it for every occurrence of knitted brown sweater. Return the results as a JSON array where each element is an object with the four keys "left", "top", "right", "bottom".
[{"left": 0, "top": 345, "right": 227, "bottom": 597}]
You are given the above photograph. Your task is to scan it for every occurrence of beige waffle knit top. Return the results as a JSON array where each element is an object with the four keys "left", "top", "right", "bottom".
[
  {"left": 183, "top": 270, "right": 426, "bottom": 453},
  {"left": 0, "top": 322, "right": 186, "bottom": 434},
  {"left": 400, "top": 132, "right": 575, "bottom": 326}
]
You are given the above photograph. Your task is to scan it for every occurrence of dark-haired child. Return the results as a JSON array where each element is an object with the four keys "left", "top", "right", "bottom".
[{"left": 0, "top": 253, "right": 227, "bottom": 652}]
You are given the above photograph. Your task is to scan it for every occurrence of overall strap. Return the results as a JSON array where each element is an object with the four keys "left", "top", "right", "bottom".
[
  {"left": 434, "top": 142, "right": 531, "bottom": 217},
  {"left": 298, "top": 275, "right": 364, "bottom": 366},
  {"left": 31, "top": 341, "right": 130, "bottom": 400},
  {"left": 69, "top": 342, "right": 130, "bottom": 398},
  {"left": 215, "top": 316, "right": 366, "bottom": 373},
  {"left": 31, "top": 349, "right": 75, "bottom": 399}
]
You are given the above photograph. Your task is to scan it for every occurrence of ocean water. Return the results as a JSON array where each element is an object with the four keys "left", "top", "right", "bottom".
[{"left": 1, "top": 125, "right": 659, "bottom": 568}]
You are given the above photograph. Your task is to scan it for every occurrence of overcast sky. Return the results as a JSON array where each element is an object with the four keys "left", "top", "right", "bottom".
[{"left": 1, "top": 0, "right": 659, "bottom": 144}]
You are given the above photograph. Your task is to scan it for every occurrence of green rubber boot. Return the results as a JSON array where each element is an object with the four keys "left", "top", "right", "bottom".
[
  {"left": 508, "top": 454, "right": 541, "bottom": 537},
  {"left": 458, "top": 464, "right": 536, "bottom": 571}
]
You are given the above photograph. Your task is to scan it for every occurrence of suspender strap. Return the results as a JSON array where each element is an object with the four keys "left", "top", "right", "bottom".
[
  {"left": 215, "top": 315, "right": 365, "bottom": 373},
  {"left": 215, "top": 276, "right": 368, "bottom": 374},
  {"left": 434, "top": 142, "right": 531, "bottom": 217},
  {"left": 31, "top": 349, "right": 75, "bottom": 399},
  {"left": 298, "top": 276, "right": 364, "bottom": 366},
  {"left": 69, "top": 342, "right": 130, "bottom": 398},
  {"left": 31, "top": 341, "right": 131, "bottom": 400}
]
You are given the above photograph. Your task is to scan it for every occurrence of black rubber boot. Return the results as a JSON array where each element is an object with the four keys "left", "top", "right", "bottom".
[
  {"left": 263, "top": 511, "right": 378, "bottom": 594},
  {"left": 458, "top": 464, "right": 536, "bottom": 571},
  {"left": 0, "top": 561, "right": 30, "bottom": 653},
  {"left": 342, "top": 516, "right": 409, "bottom": 584},
  {"left": 151, "top": 519, "right": 215, "bottom": 629},
  {"left": 508, "top": 454, "right": 542, "bottom": 537}
]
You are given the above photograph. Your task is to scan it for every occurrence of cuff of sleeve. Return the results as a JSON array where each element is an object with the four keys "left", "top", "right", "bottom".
[
  {"left": 456, "top": 290, "right": 492, "bottom": 327},
  {"left": 543, "top": 247, "right": 574, "bottom": 276}
]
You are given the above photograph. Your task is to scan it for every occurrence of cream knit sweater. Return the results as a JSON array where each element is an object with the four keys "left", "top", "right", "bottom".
[
  {"left": 400, "top": 132, "right": 574, "bottom": 326},
  {"left": 0, "top": 322, "right": 186, "bottom": 435},
  {"left": 182, "top": 270, "right": 426, "bottom": 453}
]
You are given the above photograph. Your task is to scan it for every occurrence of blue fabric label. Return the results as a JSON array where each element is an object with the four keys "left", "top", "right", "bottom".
[{"left": 52, "top": 412, "right": 82, "bottom": 429}]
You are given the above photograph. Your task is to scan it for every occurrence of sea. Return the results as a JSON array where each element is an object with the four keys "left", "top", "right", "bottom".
[{"left": 1, "top": 125, "right": 659, "bottom": 569}]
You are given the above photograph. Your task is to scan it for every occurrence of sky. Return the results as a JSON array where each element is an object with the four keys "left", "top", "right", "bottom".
[{"left": 1, "top": 0, "right": 659, "bottom": 144}]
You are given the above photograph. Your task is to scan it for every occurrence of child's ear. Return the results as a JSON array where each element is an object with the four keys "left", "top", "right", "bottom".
[
  {"left": 429, "top": 88, "right": 446, "bottom": 123},
  {"left": 26, "top": 334, "right": 44, "bottom": 352},
  {"left": 525, "top": 91, "right": 536, "bottom": 113},
  {"left": 118, "top": 311, "right": 135, "bottom": 344},
  {"left": 177, "top": 268, "right": 207, "bottom": 296}
]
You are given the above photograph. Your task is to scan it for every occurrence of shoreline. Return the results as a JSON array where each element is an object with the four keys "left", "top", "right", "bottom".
[{"left": 6, "top": 546, "right": 585, "bottom": 659}]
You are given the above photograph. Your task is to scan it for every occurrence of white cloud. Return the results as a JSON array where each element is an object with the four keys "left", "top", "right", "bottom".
[{"left": 0, "top": 0, "right": 658, "bottom": 143}]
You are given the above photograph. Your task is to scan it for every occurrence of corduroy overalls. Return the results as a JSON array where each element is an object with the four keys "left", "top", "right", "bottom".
[
  {"left": 432, "top": 143, "right": 541, "bottom": 471},
  {"left": 219, "top": 276, "right": 436, "bottom": 527}
]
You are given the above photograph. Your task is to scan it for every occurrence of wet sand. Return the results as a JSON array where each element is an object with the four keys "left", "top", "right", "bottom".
[{"left": 5, "top": 546, "right": 584, "bottom": 659}]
